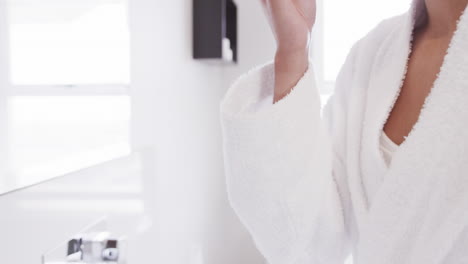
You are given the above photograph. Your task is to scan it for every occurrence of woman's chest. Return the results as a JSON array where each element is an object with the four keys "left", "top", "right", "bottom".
[
  {"left": 384, "top": 32, "right": 453, "bottom": 145},
  {"left": 346, "top": 17, "right": 468, "bottom": 262}
]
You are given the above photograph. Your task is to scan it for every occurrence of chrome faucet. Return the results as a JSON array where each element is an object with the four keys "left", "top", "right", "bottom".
[{"left": 66, "top": 232, "right": 120, "bottom": 263}]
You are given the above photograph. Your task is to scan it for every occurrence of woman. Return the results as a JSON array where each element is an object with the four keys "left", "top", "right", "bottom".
[{"left": 220, "top": 0, "right": 468, "bottom": 263}]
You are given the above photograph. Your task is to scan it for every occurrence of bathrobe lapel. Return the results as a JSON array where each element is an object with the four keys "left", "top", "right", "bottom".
[
  {"left": 358, "top": 5, "right": 468, "bottom": 263},
  {"left": 360, "top": 6, "right": 414, "bottom": 207}
]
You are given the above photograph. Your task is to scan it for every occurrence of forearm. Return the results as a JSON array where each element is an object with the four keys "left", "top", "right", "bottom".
[{"left": 273, "top": 48, "right": 310, "bottom": 103}]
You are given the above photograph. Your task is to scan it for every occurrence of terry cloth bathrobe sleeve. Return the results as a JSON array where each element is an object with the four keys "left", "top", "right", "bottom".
[{"left": 220, "top": 45, "right": 360, "bottom": 264}]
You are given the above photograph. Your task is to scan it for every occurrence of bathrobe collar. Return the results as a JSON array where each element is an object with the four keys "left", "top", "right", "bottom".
[
  {"left": 360, "top": 3, "right": 415, "bottom": 208},
  {"left": 357, "top": 2, "right": 468, "bottom": 262}
]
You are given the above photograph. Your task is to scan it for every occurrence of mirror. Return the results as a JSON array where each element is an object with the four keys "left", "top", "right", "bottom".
[{"left": 0, "top": 0, "right": 132, "bottom": 194}]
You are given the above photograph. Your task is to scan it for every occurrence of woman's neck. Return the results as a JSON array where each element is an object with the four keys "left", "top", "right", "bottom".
[{"left": 424, "top": 0, "right": 468, "bottom": 36}]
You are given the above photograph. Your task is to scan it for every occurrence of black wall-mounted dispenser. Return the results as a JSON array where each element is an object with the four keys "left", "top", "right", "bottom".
[{"left": 193, "top": 0, "right": 237, "bottom": 63}]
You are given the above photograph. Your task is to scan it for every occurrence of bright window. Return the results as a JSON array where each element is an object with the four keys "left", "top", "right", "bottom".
[
  {"left": 1, "top": 0, "right": 131, "bottom": 191},
  {"left": 319, "top": 0, "right": 410, "bottom": 83},
  {"left": 8, "top": 0, "right": 130, "bottom": 85},
  {"left": 9, "top": 96, "right": 131, "bottom": 185}
]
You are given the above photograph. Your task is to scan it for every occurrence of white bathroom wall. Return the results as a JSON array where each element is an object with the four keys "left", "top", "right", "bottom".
[
  {"left": 221, "top": 0, "right": 276, "bottom": 89},
  {"left": 0, "top": 0, "right": 11, "bottom": 186},
  {"left": 128, "top": 0, "right": 270, "bottom": 263},
  {"left": 0, "top": 0, "right": 277, "bottom": 262}
]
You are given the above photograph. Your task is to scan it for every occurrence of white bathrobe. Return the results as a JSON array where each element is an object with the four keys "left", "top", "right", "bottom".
[{"left": 220, "top": 1, "right": 468, "bottom": 263}]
